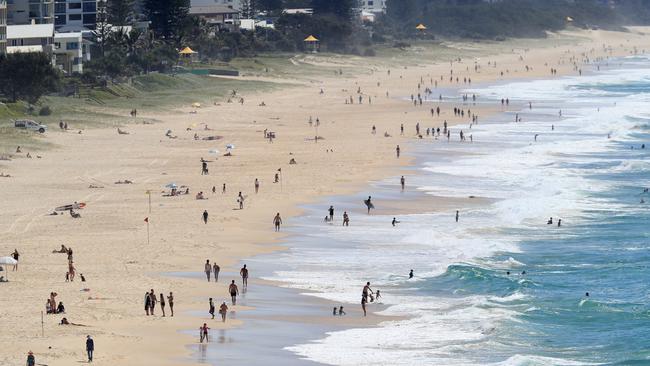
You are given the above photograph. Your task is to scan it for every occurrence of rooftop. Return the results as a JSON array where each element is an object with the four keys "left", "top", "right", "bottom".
[
  {"left": 190, "top": 5, "right": 240, "bottom": 15},
  {"left": 7, "top": 24, "right": 54, "bottom": 39}
]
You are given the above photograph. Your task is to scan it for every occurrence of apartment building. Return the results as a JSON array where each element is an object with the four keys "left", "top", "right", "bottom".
[
  {"left": 0, "top": 0, "right": 7, "bottom": 54},
  {"left": 7, "top": 0, "right": 54, "bottom": 25},
  {"left": 6, "top": 22, "right": 54, "bottom": 54},
  {"left": 360, "top": 0, "right": 386, "bottom": 14},
  {"left": 54, "top": 0, "right": 99, "bottom": 30},
  {"left": 192, "top": 0, "right": 242, "bottom": 12}
]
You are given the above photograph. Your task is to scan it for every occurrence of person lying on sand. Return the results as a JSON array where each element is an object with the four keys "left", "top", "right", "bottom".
[
  {"left": 0, "top": 173, "right": 11, "bottom": 177},
  {"left": 117, "top": 128, "right": 129, "bottom": 135},
  {"left": 88, "top": 184, "right": 103, "bottom": 189},
  {"left": 114, "top": 180, "right": 133, "bottom": 184},
  {"left": 60, "top": 317, "right": 87, "bottom": 326},
  {"left": 196, "top": 192, "right": 206, "bottom": 200},
  {"left": 70, "top": 210, "right": 81, "bottom": 219}
]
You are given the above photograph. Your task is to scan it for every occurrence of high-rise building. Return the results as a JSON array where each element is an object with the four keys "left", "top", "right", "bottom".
[
  {"left": 0, "top": 0, "right": 7, "bottom": 54},
  {"left": 7, "top": 0, "right": 54, "bottom": 25},
  {"left": 54, "top": 0, "right": 99, "bottom": 30}
]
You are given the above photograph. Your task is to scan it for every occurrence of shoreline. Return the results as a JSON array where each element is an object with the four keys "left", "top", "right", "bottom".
[{"left": 2, "top": 29, "right": 650, "bottom": 366}]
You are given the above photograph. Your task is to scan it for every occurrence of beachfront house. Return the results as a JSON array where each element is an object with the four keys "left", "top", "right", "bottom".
[
  {"left": 6, "top": 22, "right": 54, "bottom": 54},
  {"left": 53, "top": 31, "right": 90, "bottom": 73},
  {"left": 0, "top": 0, "right": 7, "bottom": 54},
  {"left": 189, "top": 4, "right": 240, "bottom": 32}
]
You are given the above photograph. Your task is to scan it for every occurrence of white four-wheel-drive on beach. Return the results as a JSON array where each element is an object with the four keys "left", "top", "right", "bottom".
[{"left": 13, "top": 119, "right": 47, "bottom": 133}]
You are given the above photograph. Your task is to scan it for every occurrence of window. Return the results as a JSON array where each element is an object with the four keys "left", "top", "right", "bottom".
[
  {"left": 66, "top": 42, "right": 79, "bottom": 50},
  {"left": 82, "top": 13, "right": 95, "bottom": 25},
  {"left": 82, "top": 1, "right": 95, "bottom": 12},
  {"left": 68, "top": 2, "right": 81, "bottom": 9},
  {"left": 54, "top": 42, "right": 61, "bottom": 49},
  {"left": 55, "top": 3, "right": 66, "bottom": 13},
  {"left": 55, "top": 14, "right": 65, "bottom": 24},
  {"left": 73, "top": 57, "right": 81, "bottom": 65},
  {"left": 69, "top": 13, "right": 81, "bottom": 20}
]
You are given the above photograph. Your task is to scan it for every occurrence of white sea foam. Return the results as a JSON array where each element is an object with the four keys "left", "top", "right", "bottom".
[{"left": 266, "top": 65, "right": 650, "bottom": 365}]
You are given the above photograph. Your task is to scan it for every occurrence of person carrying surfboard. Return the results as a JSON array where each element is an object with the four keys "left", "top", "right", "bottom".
[{"left": 364, "top": 196, "right": 374, "bottom": 214}]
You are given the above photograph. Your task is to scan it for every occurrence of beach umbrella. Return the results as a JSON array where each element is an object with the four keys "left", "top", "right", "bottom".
[
  {"left": 226, "top": 144, "right": 235, "bottom": 150},
  {"left": 165, "top": 183, "right": 178, "bottom": 189},
  {"left": 416, "top": 23, "right": 427, "bottom": 31},
  {"left": 0, "top": 256, "right": 17, "bottom": 281}
]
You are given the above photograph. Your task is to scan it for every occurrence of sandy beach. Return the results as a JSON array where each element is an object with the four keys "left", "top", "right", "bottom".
[{"left": 2, "top": 28, "right": 650, "bottom": 365}]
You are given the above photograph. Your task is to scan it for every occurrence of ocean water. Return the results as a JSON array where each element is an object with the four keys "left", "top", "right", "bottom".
[{"left": 258, "top": 56, "right": 650, "bottom": 366}]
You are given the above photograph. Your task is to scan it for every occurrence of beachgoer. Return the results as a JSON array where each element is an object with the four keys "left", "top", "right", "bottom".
[
  {"left": 547, "top": 217, "right": 553, "bottom": 225},
  {"left": 255, "top": 178, "right": 260, "bottom": 194},
  {"left": 238, "top": 192, "right": 244, "bottom": 209},
  {"left": 333, "top": 307, "right": 337, "bottom": 316},
  {"left": 455, "top": 210, "right": 459, "bottom": 223},
  {"left": 168, "top": 292, "right": 174, "bottom": 317},
  {"left": 339, "top": 306, "right": 346, "bottom": 315},
  {"left": 273, "top": 213, "right": 282, "bottom": 232},
  {"left": 400, "top": 176, "right": 405, "bottom": 191},
  {"left": 222, "top": 183, "right": 226, "bottom": 194},
  {"left": 240, "top": 264, "right": 249, "bottom": 288},
  {"left": 396, "top": 145, "right": 401, "bottom": 158},
  {"left": 328, "top": 206, "right": 334, "bottom": 222},
  {"left": 203, "top": 210, "right": 208, "bottom": 224},
  {"left": 392, "top": 218, "right": 399, "bottom": 227},
  {"left": 343, "top": 211, "right": 350, "bottom": 226},
  {"left": 205, "top": 260, "right": 211, "bottom": 282},
  {"left": 209, "top": 298, "right": 215, "bottom": 319},
  {"left": 219, "top": 302, "right": 228, "bottom": 322},
  {"left": 149, "top": 289, "right": 157, "bottom": 315},
  {"left": 26, "top": 351, "right": 35, "bottom": 366},
  {"left": 229, "top": 280, "right": 239, "bottom": 305},
  {"left": 86, "top": 335, "right": 94, "bottom": 362},
  {"left": 365, "top": 196, "right": 373, "bottom": 214},
  {"left": 361, "top": 297, "right": 368, "bottom": 316},
  {"left": 558, "top": 219, "right": 562, "bottom": 227},
  {"left": 362, "top": 282, "right": 373, "bottom": 302},
  {"left": 145, "top": 292, "right": 151, "bottom": 316},
  {"left": 11, "top": 249, "right": 19, "bottom": 271},
  {"left": 409, "top": 269, "right": 414, "bottom": 279},
  {"left": 376, "top": 290, "right": 381, "bottom": 300},
  {"left": 160, "top": 293, "right": 166, "bottom": 317},
  {"left": 213, "top": 263, "right": 220, "bottom": 282},
  {"left": 200, "top": 323, "right": 209, "bottom": 343}
]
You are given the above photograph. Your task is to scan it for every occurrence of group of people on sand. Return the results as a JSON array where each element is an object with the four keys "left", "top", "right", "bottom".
[
  {"left": 46, "top": 292, "right": 65, "bottom": 314},
  {"left": 145, "top": 289, "right": 174, "bottom": 317}
]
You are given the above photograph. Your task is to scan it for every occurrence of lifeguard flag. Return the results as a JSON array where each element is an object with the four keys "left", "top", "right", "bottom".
[{"left": 144, "top": 217, "right": 149, "bottom": 223}]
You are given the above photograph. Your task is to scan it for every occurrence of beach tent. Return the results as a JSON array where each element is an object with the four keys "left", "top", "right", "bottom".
[
  {"left": 179, "top": 47, "right": 197, "bottom": 55},
  {"left": 0, "top": 256, "right": 17, "bottom": 281},
  {"left": 304, "top": 35, "right": 320, "bottom": 53}
]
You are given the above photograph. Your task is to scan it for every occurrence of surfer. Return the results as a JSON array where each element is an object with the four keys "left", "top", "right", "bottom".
[{"left": 365, "top": 196, "right": 374, "bottom": 214}]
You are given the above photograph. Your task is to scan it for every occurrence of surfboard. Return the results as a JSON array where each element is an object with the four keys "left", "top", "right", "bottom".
[
  {"left": 55, "top": 202, "right": 86, "bottom": 211},
  {"left": 364, "top": 200, "right": 375, "bottom": 209}
]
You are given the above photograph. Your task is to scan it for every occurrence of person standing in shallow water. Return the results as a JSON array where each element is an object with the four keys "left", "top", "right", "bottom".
[
  {"left": 400, "top": 176, "right": 405, "bottom": 191},
  {"left": 396, "top": 145, "right": 401, "bottom": 158},
  {"left": 229, "top": 280, "right": 239, "bottom": 305},
  {"left": 455, "top": 210, "right": 459, "bottom": 222},
  {"left": 273, "top": 213, "right": 282, "bottom": 231}
]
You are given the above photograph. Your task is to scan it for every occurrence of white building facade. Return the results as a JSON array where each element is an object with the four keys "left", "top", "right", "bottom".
[
  {"left": 53, "top": 30, "right": 89, "bottom": 73},
  {"left": 361, "top": 0, "right": 386, "bottom": 13},
  {"left": 7, "top": 0, "right": 54, "bottom": 25},
  {"left": 191, "top": 0, "right": 242, "bottom": 11},
  {"left": 6, "top": 23, "right": 54, "bottom": 54}
]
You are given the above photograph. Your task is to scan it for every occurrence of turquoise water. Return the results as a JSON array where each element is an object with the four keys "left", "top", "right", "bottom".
[{"left": 260, "top": 57, "right": 650, "bottom": 366}]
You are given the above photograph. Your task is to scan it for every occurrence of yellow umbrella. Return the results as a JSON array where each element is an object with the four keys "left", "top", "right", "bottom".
[
  {"left": 179, "top": 47, "right": 197, "bottom": 55},
  {"left": 416, "top": 24, "right": 427, "bottom": 31},
  {"left": 304, "top": 35, "right": 319, "bottom": 42}
]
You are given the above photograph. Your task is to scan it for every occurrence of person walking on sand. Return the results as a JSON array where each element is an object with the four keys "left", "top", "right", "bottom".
[
  {"left": 168, "top": 292, "right": 174, "bottom": 317},
  {"left": 343, "top": 211, "right": 350, "bottom": 226},
  {"left": 238, "top": 192, "right": 245, "bottom": 209},
  {"left": 26, "top": 351, "right": 35, "bottom": 366},
  {"left": 202, "top": 210, "right": 208, "bottom": 224},
  {"left": 86, "top": 335, "right": 94, "bottom": 362},
  {"left": 200, "top": 323, "right": 209, "bottom": 343},
  {"left": 222, "top": 183, "right": 226, "bottom": 194},
  {"left": 213, "top": 263, "right": 220, "bottom": 282},
  {"left": 396, "top": 145, "right": 401, "bottom": 158},
  {"left": 159, "top": 293, "right": 166, "bottom": 317},
  {"left": 240, "top": 264, "right": 249, "bottom": 288},
  {"left": 209, "top": 298, "right": 215, "bottom": 319},
  {"left": 229, "top": 280, "right": 239, "bottom": 305},
  {"left": 255, "top": 178, "right": 260, "bottom": 194},
  {"left": 219, "top": 302, "right": 228, "bottom": 322},
  {"left": 273, "top": 213, "right": 282, "bottom": 231},
  {"left": 204, "top": 260, "right": 212, "bottom": 282},
  {"left": 400, "top": 176, "right": 405, "bottom": 191}
]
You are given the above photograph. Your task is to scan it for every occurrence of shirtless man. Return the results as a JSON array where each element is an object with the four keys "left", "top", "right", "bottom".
[
  {"left": 240, "top": 264, "right": 249, "bottom": 288},
  {"left": 229, "top": 280, "right": 239, "bottom": 305},
  {"left": 212, "top": 262, "right": 220, "bottom": 282},
  {"left": 204, "top": 259, "right": 211, "bottom": 282},
  {"left": 219, "top": 302, "right": 228, "bottom": 322},
  {"left": 273, "top": 213, "right": 282, "bottom": 232},
  {"left": 362, "top": 282, "right": 374, "bottom": 302}
]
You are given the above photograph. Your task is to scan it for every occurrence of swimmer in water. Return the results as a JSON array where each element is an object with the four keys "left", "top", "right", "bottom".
[{"left": 547, "top": 217, "right": 553, "bottom": 225}]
